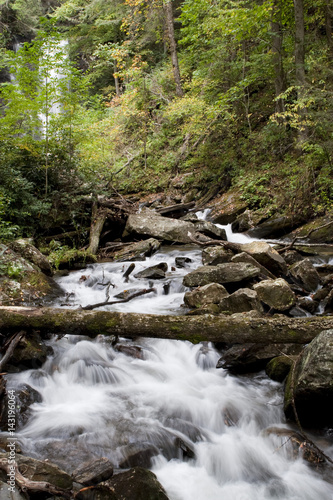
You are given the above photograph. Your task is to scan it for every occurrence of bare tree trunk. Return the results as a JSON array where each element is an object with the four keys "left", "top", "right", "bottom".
[
  {"left": 326, "top": 0, "right": 333, "bottom": 53},
  {"left": 114, "top": 61, "right": 120, "bottom": 96},
  {"left": 1, "top": 306, "right": 333, "bottom": 344},
  {"left": 293, "top": 0, "right": 307, "bottom": 141},
  {"left": 271, "top": 0, "right": 286, "bottom": 115},
  {"left": 164, "top": 0, "right": 183, "bottom": 97},
  {"left": 87, "top": 202, "right": 107, "bottom": 255}
]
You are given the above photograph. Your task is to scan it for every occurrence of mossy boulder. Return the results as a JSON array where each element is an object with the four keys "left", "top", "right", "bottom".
[
  {"left": 265, "top": 355, "right": 295, "bottom": 382},
  {"left": 209, "top": 189, "right": 248, "bottom": 224},
  {"left": 7, "top": 331, "right": 51, "bottom": 372},
  {"left": 184, "top": 283, "right": 229, "bottom": 309},
  {"left": 284, "top": 329, "right": 333, "bottom": 428},
  {"left": 286, "top": 216, "right": 333, "bottom": 243},
  {"left": 253, "top": 278, "right": 296, "bottom": 311},
  {"left": 183, "top": 263, "right": 261, "bottom": 288},
  {"left": 9, "top": 238, "right": 52, "bottom": 276},
  {"left": 106, "top": 467, "right": 169, "bottom": 500}
]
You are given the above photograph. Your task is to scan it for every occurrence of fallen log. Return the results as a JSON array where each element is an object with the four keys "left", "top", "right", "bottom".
[{"left": 1, "top": 307, "right": 333, "bottom": 344}]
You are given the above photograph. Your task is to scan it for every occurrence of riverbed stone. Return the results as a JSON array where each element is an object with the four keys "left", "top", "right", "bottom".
[
  {"left": 106, "top": 467, "right": 169, "bottom": 500},
  {"left": 72, "top": 457, "right": 114, "bottom": 485},
  {"left": 218, "top": 288, "right": 264, "bottom": 314},
  {"left": 7, "top": 331, "right": 51, "bottom": 372},
  {"left": 286, "top": 215, "right": 333, "bottom": 243},
  {"left": 245, "top": 214, "right": 305, "bottom": 239},
  {"left": 113, "top": 238, "right": 161, "bottom": 262},
  {"left": 134, "top": 262, "right": 168, "bottom": 279},
  {"left": 183, "top": 263, "right": 261, "bottom": 288},
  {"left": 123, "top": 212, "right": 225, "bottom": 244},
  {"left": 265, "top": 355, "right": 295, "bottom": 382},
  {"left": 209, "top": 190, "right": 248, "bottom": 224},
  {"left": 192, "top": 220, "right": 227, "bottom": 240},
  {"left": 289, "top": 258, "right": 321, "bottom": 292},
  {"left": 253, "top": 278, "right": 296, "bottom": 311},
  {"left": 0, "top": 481, "right": 27, "bottom": 500},
  {"left": 284, "top": 329, "right": 333, "bottom": 428},
  {"left": 239, "top": 241, "right": 288, "bottom": 276},
  {"left": 184, "top": 283, "right": 229, "bottom": 309},
  {"left": 202, "top": 246, "right": 234, "bottom": 266},
  {"left": 231, "top": 252, "right": 275, "bottom": 279},
  {"left": 217, "top": 343, "right": 303, "bottom": 374}
]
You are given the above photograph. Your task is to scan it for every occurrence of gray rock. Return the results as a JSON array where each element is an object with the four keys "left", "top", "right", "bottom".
[
  {"left": 0, "top": 480, "right": 27, "bottom": 500},
  {"left": 184, "top": 283, "right": 229, "bottom": 309},
  {"left": 240, "top": 241, "right": 288, "bottom": 276},
  {"left": 134, "top": 263, "right": 168, "bottom": 279},
  {"left": 231, "top": 251, "right": 275, "bottom": 279},
  {"left": 123, "top": 213, "right": 225, "bottom": 244},
  {"left": 218, "top": 288, "right": 264, "bottom": 314},
  {"left": 289, "top": 258, "right": 321, "bottom": 292},
  {"left": 284, "top": 329, "right": 333, "bottom": 428},
  {"left": 7, "top": 331, "right": 51, "bottom": 372},
  {"left": 253, "top": 278, "right": 296, "bottom": 311},
  {"left": 106, "top": 467, "right": 169, "bottom": 500},
  {"left": 202, "top": 246, "right": 233, "bottom": 266},
  {"left": 175, "top": 257, "right": 193, "bottom": 268},
  {"left": 183, "top": 263, "right": 261, "bottom": 288},
  {"left": 265, "top": 355, "right": 295, "bottom": 382},
  {"left": 192, "top": 220, "right": 226, "bottom": 240},
  {"left": 72, "top": 457, "right": 114, "bottom": 485},
  {"left": 217, "top": 343, "right": 303, "bottom": 374},
  {"left": 112, "top": 238, "right": 161, "bottom": 262},
  {"left": 9, "top": 238, "right": 52, "bottom": 275}
]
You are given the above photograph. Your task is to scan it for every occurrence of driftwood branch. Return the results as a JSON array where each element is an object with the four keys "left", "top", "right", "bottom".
[
  {"left": 0, "top": 331, "right": 25, "bottom": 372},
  {"left": 81, "top": 288, "right": 156, "bottom": 311},
  {"left": 1, "top": 306, "right": 333, "bottom": 344},
  {"left": 0, "top": 459, "right": 72, "bottom": 498}
]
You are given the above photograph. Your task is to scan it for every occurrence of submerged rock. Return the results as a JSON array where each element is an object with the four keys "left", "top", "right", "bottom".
[{"left": 284, "top": 329, "right": 333, "bottom": 428}]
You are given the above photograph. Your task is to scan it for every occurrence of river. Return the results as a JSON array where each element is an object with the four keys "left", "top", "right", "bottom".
[{"left": 4, "top": 222, "right": 333, "bottom": 500}]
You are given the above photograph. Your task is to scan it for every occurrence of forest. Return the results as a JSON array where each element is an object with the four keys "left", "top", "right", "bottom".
[{"left": 0, "top": 0, "right": 333, "bottom": 244}]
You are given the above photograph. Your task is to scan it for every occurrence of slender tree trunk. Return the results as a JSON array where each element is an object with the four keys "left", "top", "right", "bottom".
[
  {"left": 114, "top": 61, "right": 120, "bottom": 96},
  {"left": 326, "top": 0, "right": 333, "bottom": 53},
  {"left": 271, "top": 0, "right": 286, "bottom": 115},
  {"left": 164, "top": 0, "right": 183, "bottom": 97},
  {"left": 293, "top": 0, "right": 307, "bottom": 141}
]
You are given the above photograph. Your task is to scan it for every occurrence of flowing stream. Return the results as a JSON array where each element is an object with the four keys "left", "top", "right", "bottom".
[{"left": 4, "top": 224, "right": 333, "bottom": 500}]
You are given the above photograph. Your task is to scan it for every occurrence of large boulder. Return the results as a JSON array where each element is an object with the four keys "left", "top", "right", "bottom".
[
  {"left": 182, "top": 263, "right": 261, "bottom": 288},
  {"left": 123, "top": 213, "right": 226, "bottom": 244},
  {"left": 239, "top": 241, "right": 288, "bottom": 276},
  {"left": 202, "top": 246, "right": 234, "bottom": 266},
  {"left": 253, "top": 278, "right": 296, "bottom": 311},
  {"left": 286, "top": 215, "right": 333, "bottom": 243},
  {"left": 289, "top": 259, "right": 322, "bottom": 292},
  {"left": 284, "top": 329, "right": 333, "bottom": 428},
  {"left": 106, "top": 467, "right": 169, "bottom": 500},
  {"left": 9, "top": 238, "right": 52, "bottom": 275},
  {"left": 209, "top": 189, "right": 248, "bottom": 224},
  {"left": 265, "top": 355, "right": 295, "bottom": 382},
  {"left": 231, "top": 251, "right": 275, "bottom": 279},
  {"left": 218, "top": 288, "right": 264, "bottom": 314},
  {"left": 6, "top": 331, "right": 51, "bottom": 372},
  {"left": 245, "top": 215, "right": 305, "bottom": 239},
  {"left": 112, "top": 238, "right": 161, "bottom": 262},
  {"left": 184, "top": 283, "right": 229, "bottom": 309}
]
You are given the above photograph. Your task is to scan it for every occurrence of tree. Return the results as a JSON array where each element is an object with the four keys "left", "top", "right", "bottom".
[{"left": 163, "top": 0, "right": 183, "bottom": 97}]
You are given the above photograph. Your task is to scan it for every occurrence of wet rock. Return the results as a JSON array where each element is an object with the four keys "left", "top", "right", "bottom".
[
  {"left": 0, "top": 452, "right": 73, "bottom": 490},
  {"left": 184, "top": 283, "right": 229, "bottom": 309},
  {"left": 231, "top": 209, "right": 268, "bottom": 233},
  {"left": 202, "top": 246, "right": 234, "bottom": 266},
  {"left": 297, "top": 296, "right": 319, "bottom": 315},
  {"left": 9, "top": 238, "right": 52, "bottom": 275},
  {"left": 286, "top": 216, "right": 333, "bottom": 243},
  {"left": 218, "top": 288, "right": 264, "bottom": 314},
  {"left": 192, "top": 220, "right": 226, "bottom": 240},
  {"left": 265, "top": 355, "right": 295, "bottom": 382},
  {"left": 175, "top": 257, "right": 193, "bottom": 268},
  {"left": 284, "top": 329, "right": 333, "bottom": 428},
  {"left": 106, "top": 467, "right": 169, "bottom": 500},
  {"left": 240, "top": 241, "right": 288, "bottom": 276},
  {"left": 6, "top": 331, "right": 51, "bottom": 372},
  {"left": 183, "top": 263, "right": 261, "bottom": 288},
  {"left": 114, "top": 288, "right": 142, "bottom": 299},
  {"left": 114, "top": 344, "right": 144, "bottom": 359},
  {"left": 119, "top": 445, "right": 159, "bottom": 469},
  {"left": 323, "top": 288, "right": 333, "bottom": 313},
  {"left": 217, "top": 343, "right": 303, "bottom": 374},
  {"left": 245, "top": 215, "right": 305, "bottom": 239},
  {"left": 253, "top": 278, "right": 296, "bottom": 311},
  {"left": 209, "top": 190, "right": 248, "bottom": 224},
  {"left": 289, "top": 259, "right": 321, "bottom": 292},
  {"left": 72, "top": 457, "right": 114, "bottom": 486},
  {"left": 134, "top": 263, "right": 168, "bottom": 279},
  {"left": 13, "top": 384, "right": 42, "bottom": 428},
  {"left": 282, "top": 250, "right": 304, "bottom": 266},
  {"left": 123, "top": 212, "right": 225, "bottom": 245},
  {"left": 113, "top": 238, "right": 161, "bottom": 262}
]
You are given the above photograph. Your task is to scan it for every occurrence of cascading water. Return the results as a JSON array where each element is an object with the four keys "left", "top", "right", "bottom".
[{"left": 3, "top": 242, "right": 333, "bottom": 499}]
